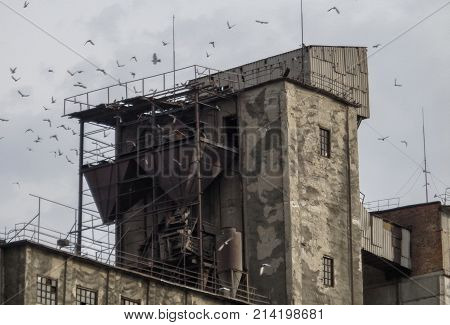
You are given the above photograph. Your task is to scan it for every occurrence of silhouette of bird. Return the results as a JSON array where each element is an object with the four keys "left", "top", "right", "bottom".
[
  {"left": 96, "top": 68, "right": 106, "bottom": 75},
  {"left": 10, "top": 67, "right": 17, "bottom": 74},
  {"left": 74, "top": 82, "right": 87, "bottom": 89},
  {"left": 50, "top": 134, "right": 59, "bottom": 141},
  {"left": 25, "top": 128, "right": 34, "bottom": 133},
  {"left": 209, "top": 41, "right": 215, "bottom": 48},
  {"left": 401, "top": 140, "right": 408, "bottom": 147},
  {"left": 51, "top": 96, "right": 56, "bottom": 104},
  {"left": 152, "top": 53, "right": 161, "bottom": 65},
  {"left": 12, "top": 182, "right": 20, "bottom": 188},
  {"left": 0, "top": 118, "right": 9, "bottom": 122},
  {"left": 162, "top": 41, "right": 169, "bottom": 46},
  {"left": 130, "top": 72, "right": 136, "bottom": 79},
  {"left": 394, "top": 78, "right": 402, "bottom": 87},
  {"left": 48, "top": 68, "right": 54, "bottom": 73},
  {"left": 328, "top": 6, "right": 340, "bottom": 14},
  {"left": 116, "top": 60, "right": 125, "bottom": 68},
  {"left": 217, "top": 237, "right": 233, "bottom": 252},
  {"left": 71, "top": 130, "right": 77, "bottom": 136},
  {"left": 84, "top": 40, "right": 95, "bottom": 46},
  {"left": 206, "top": 51, "right": 212, "bottom": 58},
  {"left": 259, "top": 263, "right": 272, "bottom": 276},
  {"left": 373, "top": 44, "right": 382, "bottom": 48},
  {"left": 378, "top": 136, "right": 389, "bottom": 141},
  {"left": 26, "top": 147, "right": 32, "bottom": 152},
  {"left": 34, "top": 136, "right": 42, "bottom": 143},
  {"left": 11, "top": 75, "right": 21, "bottom": 82},
  {"left": 133, "top": 86, "right": 141, "bottom": 94},
  {"left": 227, "top": 21, "right": 236, "bottom": 29},
  {"left": 70, "top": 148, "right": 79, "bottom": 156},
  {"left": 57, "top": 124, "right": 69, "bottom": 130},
  {"left": 130, "top": 56, "right": 137, "bottom": 62},
  {"left": 66, "top": 156, "right": 74, "bottom": 164},
  {"left": 42, "top": 106, "right": 50, "bottom": 111},
  {"left": 0, "top": 137, "right": 4, "bottom": 141},
  {"left": 23, "top": 1, "right": 29, "bottom": 8},
  {"left": 18, "top": 90, "right": 29, "bottom": 98},
  {"left": 77, "top": 70, "right": 84, "bottom": 74},
  {"left": 58, "top": 149, "right": 63, "bottom": 156},
  {"left": 67, "top": 70, "right": 76, "bottom": 77},
  {"left": 255, "top": 20, "right": 269, "bottom": 24},
  {"left": 43, "top": 118, "right": 52, "bottom": 127}
]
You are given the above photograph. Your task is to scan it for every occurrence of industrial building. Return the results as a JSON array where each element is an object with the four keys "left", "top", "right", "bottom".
[{"left": 0, "top": 45, "right": 447, "bottom": 305}]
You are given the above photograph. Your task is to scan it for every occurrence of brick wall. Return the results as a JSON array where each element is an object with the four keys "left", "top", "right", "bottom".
[{"left": 372, "top": 202, "right": 443, "bottom": 277}]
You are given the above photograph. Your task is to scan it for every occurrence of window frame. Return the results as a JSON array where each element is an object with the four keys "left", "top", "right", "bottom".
[
  {"left": 121, "top": 296, "right": 141, "bottom": 305},
  {"left": 76, "top": 286, "right": 98, "bottom": 305},
  {"left": 319, "top": 127, "right": 331, "bottom": 158},
  {"left": 36, "top": 275, "right": 58, "bottom": 305},
  {"left": 322, "top": 255, "right": 334, "bottom": 287}
]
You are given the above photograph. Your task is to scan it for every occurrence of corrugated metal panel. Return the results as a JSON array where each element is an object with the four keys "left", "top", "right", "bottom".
[
  {"left": 372, "top": 216, "right": 383, "bottom": 247},
  {"left": 401, "top": 228, "right": 411, "bottom": 268}
]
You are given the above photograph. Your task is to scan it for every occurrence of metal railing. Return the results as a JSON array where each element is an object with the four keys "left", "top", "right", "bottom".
[{"left": 364, "top": 197, "right": 401, "bottom": 212}]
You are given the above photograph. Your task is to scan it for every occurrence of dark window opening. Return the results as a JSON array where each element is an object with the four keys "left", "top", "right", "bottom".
[
  {"left": 320, "top": 128, "right": 331, "bottom": 158},
  {"left": 37, "top": 276, "right": 57, "bottom": 305},
  {"left": 76, "top": 286, "right": 98, "bottom": 305},
  {"left": 323, "top": 256, "right": 334, "bottom": 287},
  {"left": 223, "top": 115, "right": 239, "bottom": 149}
]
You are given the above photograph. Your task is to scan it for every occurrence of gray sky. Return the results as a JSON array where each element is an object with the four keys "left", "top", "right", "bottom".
[{"left": 0, "top": 0, "right": 449, "bottom": 232}]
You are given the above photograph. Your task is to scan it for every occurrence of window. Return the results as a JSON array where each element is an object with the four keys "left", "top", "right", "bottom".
[
  {"left": 121, "top": 296, "right": 141, "bottom": 305},
  {"left": 323, "top": 256, "right": 334, "bottom": 287},
  {"left": 37, "top": 276, "right": 57, "bottom": 305},
  {"left": 76, "top": 286, "right": 97, "bottom": 305},
  {"left": 319, "top": 128, "right": 331, "bottom": 158},
  {"left": 223, "top": 115, "right": 239, "bottom": 149}
]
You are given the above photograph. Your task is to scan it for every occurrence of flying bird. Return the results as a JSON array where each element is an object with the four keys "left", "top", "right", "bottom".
[
  {"left": 23, "top": 1, "right": 29, "bottom": 8},
  {"left": 96, "top": 68, "right": 106, "bottom": 75},
  {"left": 162, "top": 41, "right": 169, "bottom": 46},
  {"left": 259, "top": 263, "right": 272, "bottom": 276},
  {"left": 77, "top": 70, "right": 84, "bottom": 74},
  {"left": 67, "top": 70, "right": 76, "bottom": 77},
  {"left": 328, "top": 6, "right": 340, "bottom": 14},
  {"left": 0, "top": 137, "right": 4, "bottom": 141},
  {"left": 130, "top": 72, "right": 136, "bottom": 79},
  {"left": 10, "top": 67, "right": 17, "bottom": 74},
  {"left": 26, "top": 147, "right": 32, "bottom": 152},
  {"left": 18, "top": 90, "right": 29, "bottom": 98},
  {"left": 34, "top": 136, "right": 42, "bottom": 143},
  {"left": 152, "top": 53, "right": 161, "bottom": 65},
  {"left": 12, "top": 182, "right": 20, "bottom": 188},
  {"left": 133, "top": 86, "right": 141, "bottom": 94},
  {"left": 58, "top": 149, "right": 63, "bottom": 156},
  {"left": 48, "top": 68, "right": 54, "bottom": 73},
  {"left": 372, "top": 44, "right": 382, "bottom": 48},
  {"left": 65, "top": 156, "right": 74, "bottom": 164},
  {"left": 116, "top": 60, "right": 125, "bottom": 68},
  {"left": 209, "top": 41, "right": 215, "bottom": 48},
  {"left": 71, "top": 130, "right": 77, "bottom": 136},
  {"left": 401, "top": 140, "right": 408, "bottom": 147},
  {"left": 51, "top": 96, "right": 56, "bottom": 104},
  {"left": 206, "top": 51, "right": 212, "bottom": 58},
  {"left": 70, "top": 148, "right": 79, "bottom": 156},
  {"left": 25, "top": 128, "right": 34, "bottom": 133},
  {"left": 74, "top": 82, "right": 87, "bottom": 89},
  {"left": 42, "top": 118, "right": 51, "bottom": 127},
  {"left": 217, "top": 237, "right": 233, "bottom": 252},
  {"left": 130, "top": 56, "right": 137, "bottom": 62},
  {"left": 50, "top": 134, "right": 59, "bottom": 141},
  {"left": 226, "top": 21, "right": 236, "bottom": 29},
  {"left": 255, "top": 20, "right": 269, "bottom": 24},
  {"left": 377, "top": 136, "right": 389, "bottom": 141},
  {"left": 84, "top": 40, "right": 95, "bottom": 46},
  {"left": 42, "top": 106, "right": 50, "bottom": 111},
  {"left": 394, "top": 78, "right": 402, "bottom": 87},
  {"left": 0, "top": 118, "right": 9, "bottom": 122},
  {"left": 57, "top": 124, "right": 69, "bottom": 130},
  {"left": 11, "top": 75, "right": 21, "bottom": 82}
]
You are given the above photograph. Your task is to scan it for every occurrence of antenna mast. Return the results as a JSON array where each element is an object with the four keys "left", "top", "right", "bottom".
[
  {"left": 422, "top": 108, "right": 429, "bottom": 203},
  {"left": 172, "top": 15, "right": 176, "bottom": 99},
  {"left": 300, "top": 0, "right": 304, "bottom": 47}
]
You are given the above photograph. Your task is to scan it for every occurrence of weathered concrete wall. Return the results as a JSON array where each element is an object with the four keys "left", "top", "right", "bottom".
[
  {"left": 239, "top": 81, "right": 287, "bottom": 304},
  {"left": 283, "top": 82, "right": 362, "bottom": 304},
  {"left": 364, "top": 271, "right": 449, "bottom": 305},
  {"left": 1, "top": 242, "right": 235, "bottom": 305},
  {"left": 238, "top": 80, "right": 362, "bottom": 304}
]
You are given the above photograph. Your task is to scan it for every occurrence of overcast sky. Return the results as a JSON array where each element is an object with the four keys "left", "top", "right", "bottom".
[{"left": 0, "top": 0, "right": 449, "bottom": 233}]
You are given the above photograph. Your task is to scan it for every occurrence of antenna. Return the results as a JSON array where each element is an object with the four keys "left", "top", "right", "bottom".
[
  {"left": 172, "top": 14, "right": 176, "bottom": 99},
  {"left": 422, "top": 107, "right": 429, "bottom": 203},
  {"left": 300, "top": 0, "right": 304, "bottom": 47}
]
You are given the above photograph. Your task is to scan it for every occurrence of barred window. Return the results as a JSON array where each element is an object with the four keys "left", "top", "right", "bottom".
[
  {"left": 37, "top": 276, "right": 57, "bottom": 305},
  {"left": 323, "top": 256, "right": 334, "bottom": 287},
  {"left": 121, "top": 296, "right": 141, "bottom": 305},
  {"left": 319, "top": 128, "right": 331, "bottom": 158},
  {"left": 76, "top": 286, "right": 97, "bottom": 305}
]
